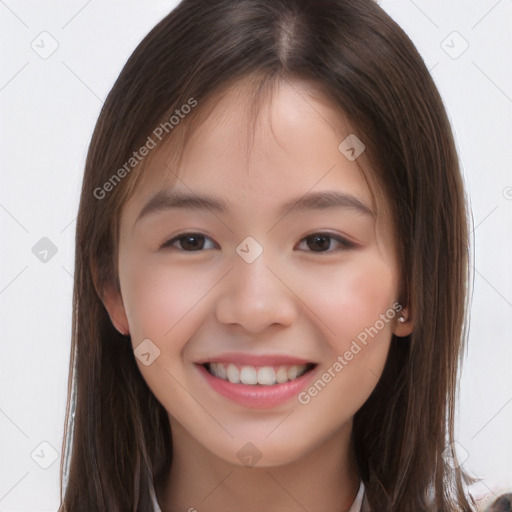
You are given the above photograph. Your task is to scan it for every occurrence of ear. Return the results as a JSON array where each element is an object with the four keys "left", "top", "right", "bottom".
[
  {"left": 101, "top": 282, "right": 130, "bottom": 336},
  {"left": 393, "top": 307, "right": 413, "bottom": 338}
]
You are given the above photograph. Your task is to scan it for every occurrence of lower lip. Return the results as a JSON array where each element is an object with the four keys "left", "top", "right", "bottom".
[{"left": 196, "top": 364, "right": 317, "bottom": 409}]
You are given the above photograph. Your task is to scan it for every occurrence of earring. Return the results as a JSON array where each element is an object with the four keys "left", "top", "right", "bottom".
[{"left": 398, "top": 314, "right": 406, "bottom": 324}]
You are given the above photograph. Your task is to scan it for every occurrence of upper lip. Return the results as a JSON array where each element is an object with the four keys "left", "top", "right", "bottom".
[{"left": 195, "top": 353, "right": 315, "bottom": 367}]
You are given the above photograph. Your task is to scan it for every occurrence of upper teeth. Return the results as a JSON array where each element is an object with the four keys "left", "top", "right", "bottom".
[{"left": 208, "top": 363, "right": 309, "bottom": 385}]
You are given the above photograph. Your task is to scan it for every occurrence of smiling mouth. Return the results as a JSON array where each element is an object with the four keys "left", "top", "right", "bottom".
[{"left": 202, "top": 362, "right": 317, "bottom": 386}]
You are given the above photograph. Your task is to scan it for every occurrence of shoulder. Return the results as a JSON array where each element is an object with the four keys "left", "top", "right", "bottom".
[{"left": 358, "top": 490, "right": 512, "bottom": 511}]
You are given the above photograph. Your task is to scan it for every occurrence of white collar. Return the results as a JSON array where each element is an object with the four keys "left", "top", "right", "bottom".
[
  {"left": 349, "top": 480, "right": 366, "bottom": 512},
  {"left": 151, "top": 479, "right": 366, "bottom": 511}
]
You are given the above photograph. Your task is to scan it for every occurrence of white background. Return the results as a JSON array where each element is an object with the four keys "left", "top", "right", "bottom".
[{"left": 0, "top": 1, "right": 511, "bottom": 510}]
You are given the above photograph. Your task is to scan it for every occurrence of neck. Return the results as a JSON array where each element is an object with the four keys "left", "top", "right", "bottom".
[{"left": 156, "top": 419, "right": 360, "bottom": 512}]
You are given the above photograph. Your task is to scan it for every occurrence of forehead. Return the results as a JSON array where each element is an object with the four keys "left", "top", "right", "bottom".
[
  {"left": 132, "top": 82, "right": 366, "bottom": 196},
  {"left": 122, "top": 78, "right": 382, "bottom": 221}
]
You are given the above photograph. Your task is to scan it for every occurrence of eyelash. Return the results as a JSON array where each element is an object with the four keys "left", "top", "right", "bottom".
[{"left": 159, "top": 232, "right": 356, "bottom": 253}]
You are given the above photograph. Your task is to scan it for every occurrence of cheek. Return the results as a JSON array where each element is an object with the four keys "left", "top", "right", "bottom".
[
  {"left": 119, "top": 258, "right": 214, "bottom": 418},
  {"left": 298, "top": 253, "right": 397, "bottom": 353},
  {"left": 120, "top": 256, "right": 211, "bottom": 344},
  {"left": 294, "top": 257, "right": 397, "bottom": 417}
]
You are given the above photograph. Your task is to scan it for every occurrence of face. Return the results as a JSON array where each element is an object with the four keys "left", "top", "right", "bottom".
[{"left": 103, "top": 79, "right": 412, "bottom": 468}]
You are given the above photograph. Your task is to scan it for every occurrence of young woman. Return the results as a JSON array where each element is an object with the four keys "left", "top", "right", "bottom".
[{"left": 59, "top": 0, "right": 481, "bottom": 510}]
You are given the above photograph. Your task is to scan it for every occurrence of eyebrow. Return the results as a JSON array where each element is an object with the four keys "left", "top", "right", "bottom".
[{"left": 135, "top": 189, "right": 375, "bottom": 225}]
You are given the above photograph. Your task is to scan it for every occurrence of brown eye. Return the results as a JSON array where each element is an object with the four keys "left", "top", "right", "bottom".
[
  {"left": 298, "top": 233, "right": 354, "bottom": 253},
  {"left": 160, "top": 233, "right": 216, "bottom": 251}
]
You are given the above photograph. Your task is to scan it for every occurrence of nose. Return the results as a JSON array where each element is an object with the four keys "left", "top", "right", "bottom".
[{"left": 215, "top": 250, "right": 298, "bottom": 334}]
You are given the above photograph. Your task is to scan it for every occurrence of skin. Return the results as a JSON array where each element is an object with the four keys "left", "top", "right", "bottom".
[{"left": 102, "top": 79, "right": 413, "bottom": 512}]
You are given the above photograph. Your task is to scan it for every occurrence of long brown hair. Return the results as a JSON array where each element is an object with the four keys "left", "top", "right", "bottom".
[{"left": 59, "top": 0, "right": 477, "bottom": 510}]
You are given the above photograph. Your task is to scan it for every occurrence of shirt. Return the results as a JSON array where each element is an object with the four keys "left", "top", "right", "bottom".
[{"left": 151, "top": 479, "right": 368, "bottom": 511}]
